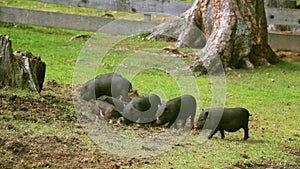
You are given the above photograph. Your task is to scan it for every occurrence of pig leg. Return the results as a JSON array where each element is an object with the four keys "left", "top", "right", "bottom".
[
  {"left": 166, "top": 117, "right": 177, "bottom": 128},
  {"left": 208, "top": 128, "right": 219, "bottom": 139},
  {"left": 98, "top": 109, "right": 104, "bottom": 120},
  {"left": 181, "top": 119, "right": 186, "bottom": 128},
  {"left": 190, "top": 114, "right": 195, "bottom": 129},
  {"left": 182, "top": 116, "right": 193, "bottom": 129},
  {"left": 98, "top": 109, "right": 102, "bottom": 116},
  {"left": 242, "top": 119, "right": 249, "bottom": 140},
  {"left": 220, "top": 130, "right": 225, "bottom": 139},
  {"left": 117, "top": 118, "right": 121, "bottom": 124},
  {"left": 243, "top": 126, "right": 249, "bottom": 140},
  {"left": 171, "top": 121, "right": 178, "bottom": 129}
]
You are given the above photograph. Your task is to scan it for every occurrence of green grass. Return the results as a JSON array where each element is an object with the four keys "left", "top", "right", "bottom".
[
  {"left": 0, "top": 22, "right": 90, "bottom": 83},
  {"left": 0, "top": 2, "right": 299, "bottom": 168},
  {"left": 0, "top": 0, "right": 130, "bottom": 18},
  {"left": 126, "top": 62, "right": 299, "bottom": 168},
  {"left": 0, "top": 0, "right": 175, "bottom": 23}
]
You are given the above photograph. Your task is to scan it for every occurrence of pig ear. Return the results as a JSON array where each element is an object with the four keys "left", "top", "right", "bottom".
[{"left": 204, "top": 111, "right": 209, "bottom": 116}]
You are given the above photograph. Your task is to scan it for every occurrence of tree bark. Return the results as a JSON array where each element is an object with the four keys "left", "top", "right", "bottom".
[
  {"left": 149, "top": 0, "right": 280, "bottom": 73},
  {"left": 0, "top": 35, "right": 46, "bottom": 92}
]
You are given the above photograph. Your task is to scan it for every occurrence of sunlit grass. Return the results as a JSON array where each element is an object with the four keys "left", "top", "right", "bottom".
[{"left": 0, "top": 0, "right": 129, "bottom": 18}]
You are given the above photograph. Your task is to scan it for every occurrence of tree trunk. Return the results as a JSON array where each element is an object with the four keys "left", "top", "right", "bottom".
[
  {"left": 0, "top": 35, "right": 46, "bottom": 92},
  {"left": 149, "top": 0, "right": 280, "bottom": 73}
]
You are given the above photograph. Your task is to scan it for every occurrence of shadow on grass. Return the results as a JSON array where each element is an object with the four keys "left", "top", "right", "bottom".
[
  {"left": 277, "top": 60, "right": 300, "bottom": 72},
  {"left": 221, "top": 138, "right": 269, "bottom": 144}
]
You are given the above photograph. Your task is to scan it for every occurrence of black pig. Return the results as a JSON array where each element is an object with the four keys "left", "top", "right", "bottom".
[
  {"left": 196, "top": 107, "right": 250, "bottom": 140},
  {"left": 156, "top": 95, "right": 196, "bottom": 129},
  {"left": 98, "top": 95, "right": 127, "bottom": 113},
  {"left": 81, "top": 73, "right": 132, "bottom": 101},
  {"left": 122, "top": 94, "right": 161, "bottom": 124}
]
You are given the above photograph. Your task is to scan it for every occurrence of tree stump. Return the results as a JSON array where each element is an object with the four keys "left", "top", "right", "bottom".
[{"left": 0, "top": 34, "right": 46, "bottom": 92}]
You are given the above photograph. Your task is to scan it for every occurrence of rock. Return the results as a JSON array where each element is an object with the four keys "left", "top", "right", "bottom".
[
  {"left": 198, "top": 164, "right": 210, "bottom": 168},
  {"left": 147, "top": 18, "right": 186, "bottom": 42}
]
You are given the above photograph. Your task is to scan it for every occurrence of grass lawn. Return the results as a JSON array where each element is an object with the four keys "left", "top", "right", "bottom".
[
  {"left": 0, "top": 1, "right": 299, "bottom": 168},
  {"left": 0, "top": 0, "right": 129, "bottom": 17}
]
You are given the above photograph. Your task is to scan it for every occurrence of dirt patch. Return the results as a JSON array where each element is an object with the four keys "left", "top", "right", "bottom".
[
  {"left": 233, "top": 161, "right": 299, "bottom": 169},
  {"left": 286, "top": 146, "right": 300, "bottom": 166},
  {"left": 275, "top": 50, "right": 300, "bottom": 62},
  {"left": 0, "top": 93, "right": 75, "bottom": 123},
  {"left": 234, "top": 146, "right": 300, "bottom": 169},
  {"left": 0, "top": 82, "right": 152, "bottom": 168},
  {"left": 0, "top": 132, "right": 150, "bottom": 168}
]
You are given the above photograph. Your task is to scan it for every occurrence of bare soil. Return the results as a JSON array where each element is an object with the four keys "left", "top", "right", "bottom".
[
  {"left": 0, "top": 82, "right": 151, "bottom": 169},
  {"left": 276, "top": 50, "right": 300, "bottom": 62}
]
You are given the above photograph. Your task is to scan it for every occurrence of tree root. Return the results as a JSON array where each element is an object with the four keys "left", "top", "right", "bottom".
[{"left": 243, "top": 58, "right": 255, "bottom": 70}]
